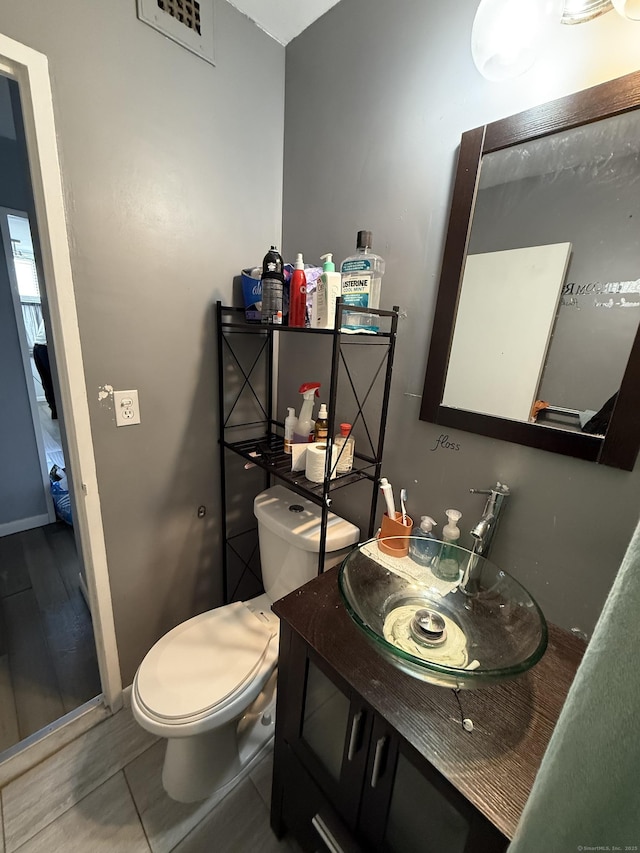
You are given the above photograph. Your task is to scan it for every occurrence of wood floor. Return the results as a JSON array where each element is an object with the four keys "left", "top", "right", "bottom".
[
  {"left": 0, "top": 523, "right": 101, "bottom": 752},
  {"left": 0, "top": 706, "right": 298, "bottom": 852}
]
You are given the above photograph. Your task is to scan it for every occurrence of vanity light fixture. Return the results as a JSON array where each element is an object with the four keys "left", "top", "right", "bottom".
[
  {"left": 611, "top": 0, "right": 640, "bottom": 20},
  {"left": 471, "top": 0, "right": 564, "bottom": 82},
  {"left": 472, "top": 0, "right": 639, "bottom": 81}
]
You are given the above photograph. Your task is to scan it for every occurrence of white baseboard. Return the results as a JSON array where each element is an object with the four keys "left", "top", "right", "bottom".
[{"left": 0, "top": 513, "right": 51, "bottom": 537}]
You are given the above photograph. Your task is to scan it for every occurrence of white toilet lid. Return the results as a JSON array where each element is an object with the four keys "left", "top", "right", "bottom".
[{"left": 136, "top": 602, "right": 276, "bottom": 721}]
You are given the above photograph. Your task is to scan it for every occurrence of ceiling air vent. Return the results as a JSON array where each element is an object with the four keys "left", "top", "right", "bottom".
[{"left": 137, "top": 0, "right": 214, "bottom": 65}]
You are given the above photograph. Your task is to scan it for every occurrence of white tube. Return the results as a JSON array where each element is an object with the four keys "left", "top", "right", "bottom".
[{"left": 379, "top": 478, "right": 396, "bottom": 518}]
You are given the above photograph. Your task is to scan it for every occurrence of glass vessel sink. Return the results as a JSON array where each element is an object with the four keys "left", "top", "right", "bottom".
[{"left": 338, "top": 536, "right": 547, "bottom": 689}]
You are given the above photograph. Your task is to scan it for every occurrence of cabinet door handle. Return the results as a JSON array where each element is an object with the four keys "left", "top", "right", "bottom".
[
  {"left": 312, "top": 814, "right": 345, "bottom": 853},
  {"left": 370, "top": 736, "right": 388, "bottom": 789},
  {"left": 347, "top": 711, "right": 363, "bottom": 761}
]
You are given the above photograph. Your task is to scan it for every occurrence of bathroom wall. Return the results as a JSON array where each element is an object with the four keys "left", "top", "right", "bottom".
[
  {"left": 281, "top": 0, "right": 640, "bottom": 637},
  {"left": 0, "top": 0, "right": 285, "bottom": 684}
]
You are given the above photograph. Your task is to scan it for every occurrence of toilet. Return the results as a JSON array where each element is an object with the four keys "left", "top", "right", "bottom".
[{"left": 131, "top": 485, "right": 359, "bottom": 803}]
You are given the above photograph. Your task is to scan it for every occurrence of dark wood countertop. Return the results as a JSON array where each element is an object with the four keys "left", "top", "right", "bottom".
[{"left": 273, "top": 566, "right": 585, "bottom": 841}]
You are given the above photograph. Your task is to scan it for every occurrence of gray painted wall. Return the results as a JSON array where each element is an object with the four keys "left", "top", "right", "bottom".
[
  {"left": 282, "top": 0, "right": 640, "bottom": 638},
  {"left": 0, "top": 0, "right": 285, "bottom": 684}
]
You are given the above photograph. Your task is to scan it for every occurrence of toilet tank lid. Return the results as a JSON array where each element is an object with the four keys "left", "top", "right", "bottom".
[{"left": 254, "top": 485, "right": 360, "bottom": 553}]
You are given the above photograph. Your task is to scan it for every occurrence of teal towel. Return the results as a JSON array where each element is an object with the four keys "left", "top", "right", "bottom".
[{"left": 509, "top": 517, "right": 640, "bottom": 852}]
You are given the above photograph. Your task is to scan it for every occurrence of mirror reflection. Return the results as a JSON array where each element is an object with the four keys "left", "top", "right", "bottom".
[{"left": 447, "top": 110, "right": 640, "bottom": 436}]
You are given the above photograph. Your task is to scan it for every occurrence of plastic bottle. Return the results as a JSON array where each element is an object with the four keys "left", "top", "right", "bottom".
[
  {"left": 335, "top": 423, "right": 355, "bottom": 474},
  {"left": 315, "top": 253, "right": 342, "bottom": 329},
  {"left": 284, "top": 407, "right": 297, "bottom": 454},
  {"left": 340, "top": 231, "right": 385, "bottom": 333},
  {"left": 433, "top": 509, "right": 462, "bottom": 581},
  {"left": 409, "top": 516, "right": 438, "bottom": 566},
  {"left": 314, "top": 403, "right": 329, "bottom": 441},
  {"left": 293, "top": 383, "right": 320, "bottom": 443},
  {"left": 261, "top": 245, "right": 284, "bottom": 325},
  {"left": 288, "top": 252, "right": 307, "bottom": 328}
]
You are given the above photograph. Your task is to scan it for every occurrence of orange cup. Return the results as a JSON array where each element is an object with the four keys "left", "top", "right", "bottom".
[{"left": 377, "top": 511, "right": 413, "bottom": 557}]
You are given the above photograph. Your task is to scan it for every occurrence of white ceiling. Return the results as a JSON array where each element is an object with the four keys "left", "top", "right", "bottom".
[{"left": 226, "top": 0, "right": 342, "bottom": 45}]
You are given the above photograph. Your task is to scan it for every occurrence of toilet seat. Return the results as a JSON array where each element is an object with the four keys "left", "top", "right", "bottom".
[{"left": 134, "top": 601, "right": 278, "bottom": 726}]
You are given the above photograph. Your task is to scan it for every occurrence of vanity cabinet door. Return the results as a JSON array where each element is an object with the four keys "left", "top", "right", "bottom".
[
  {"left": 281, "top": 636, "right": 373, "bottom": 829},
  {"left": 358, "top": 718, "right": 507, "bottom": 853}
]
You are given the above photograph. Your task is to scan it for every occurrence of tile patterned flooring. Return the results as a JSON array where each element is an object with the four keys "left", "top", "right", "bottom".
[{"left": 0, "top": 706, "right": 297, "bottom": 852}]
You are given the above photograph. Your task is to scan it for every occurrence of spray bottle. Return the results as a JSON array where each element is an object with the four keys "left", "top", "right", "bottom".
[{"left": 293, "top": 382, "right": 320, "bottom": 443}]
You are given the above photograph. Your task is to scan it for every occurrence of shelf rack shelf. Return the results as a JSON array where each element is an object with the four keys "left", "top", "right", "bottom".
[{"left": 216, "top": 298, "right": 399, "bottom": 603}]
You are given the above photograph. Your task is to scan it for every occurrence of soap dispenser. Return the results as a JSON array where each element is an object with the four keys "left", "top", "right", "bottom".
[
  {"left": 409, "top": 516, "right": 438, "bottom": 566},
  {"left": 433, "top": 509, "right": 462, "bottom": 581},
  {"left": 315, "top": 253, "right": 342, "bottom": 329}
]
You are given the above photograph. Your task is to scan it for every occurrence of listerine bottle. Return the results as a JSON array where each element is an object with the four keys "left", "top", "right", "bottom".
[{"left": 340, "top": 230, "right": 385, "bottom": 333}]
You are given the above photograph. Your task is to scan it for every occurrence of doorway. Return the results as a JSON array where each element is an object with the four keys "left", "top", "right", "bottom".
[
  {"left": 0, "top": 200, "right": 102, "bottom": 749},
  {"left": 0, "top": 33, "right": 122, "bottom": 757}
]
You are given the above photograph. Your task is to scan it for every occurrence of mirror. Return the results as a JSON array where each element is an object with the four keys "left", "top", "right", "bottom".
[{"left": 420, "top": 71, "right": 640, "bottom": 471}]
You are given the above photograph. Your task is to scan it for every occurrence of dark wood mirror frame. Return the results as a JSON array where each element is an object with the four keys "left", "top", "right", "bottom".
[{"left": 420, "top": 70, "right": 640, "bottom": 472}]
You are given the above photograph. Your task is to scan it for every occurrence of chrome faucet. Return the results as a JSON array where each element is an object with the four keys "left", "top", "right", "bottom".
[{"left": 469, "top": 482, "right": 510, "bottom": 559}]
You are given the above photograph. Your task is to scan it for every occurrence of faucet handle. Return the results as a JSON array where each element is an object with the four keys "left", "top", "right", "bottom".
[{"left": 470, "top": 482, "right": 510, "bottom": 497}]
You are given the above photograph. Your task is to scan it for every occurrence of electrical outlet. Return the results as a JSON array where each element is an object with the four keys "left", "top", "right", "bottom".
[{"left": 114, "top": 390, "right": 141, "bottom": 427}]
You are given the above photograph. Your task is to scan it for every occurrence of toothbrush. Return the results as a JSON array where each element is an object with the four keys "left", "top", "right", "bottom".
[
  {"left": 400, "top": 488, "right": 407, "bottom": 526},
  {"left": 379, "top": 478, "right": 396, "bottom": 518}
]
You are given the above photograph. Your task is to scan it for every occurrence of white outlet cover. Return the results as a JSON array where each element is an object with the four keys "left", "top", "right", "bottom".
[{"left": 114, "top": 389, "right": 141, "bottom": 427}]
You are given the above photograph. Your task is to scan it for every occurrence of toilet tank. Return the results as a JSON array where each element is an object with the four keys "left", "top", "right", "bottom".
[{"left": 253, "top": 485, "right": 360, "bottom": 603}]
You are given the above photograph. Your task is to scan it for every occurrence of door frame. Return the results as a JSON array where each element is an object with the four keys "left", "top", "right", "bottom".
[
  {"left": 0, "top": 34, "right": 122, "bottom": 710},
  {"left": 0, "top": 206, "right": 56, "bottom": 531}
]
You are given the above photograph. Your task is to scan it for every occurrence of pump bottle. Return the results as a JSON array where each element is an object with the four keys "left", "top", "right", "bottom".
[
  {"left": 284, "top": 407, "right": 297, "bottom": 454},
  {"left": 315, "top": 253, "right": 342, "bottom": 329},
  {"left": 433, "top": 509, "right": 462, "bottom": 581},
  {"left": 409, "top": 516, "right": 438, "bottom": 566},
  {"left": 314, "top": 404, "right": 329, "bottom": 441},
  {"left": 289, "top": 253, "right": 307, "bottom": 327},
  {"left": 293, "top": 383, "right": 320, "bottom": 443}
]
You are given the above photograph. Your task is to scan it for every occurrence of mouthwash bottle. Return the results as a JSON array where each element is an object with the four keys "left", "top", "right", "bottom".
[{"left": 340, "top": 231, "right": 385, "bottom": 333}]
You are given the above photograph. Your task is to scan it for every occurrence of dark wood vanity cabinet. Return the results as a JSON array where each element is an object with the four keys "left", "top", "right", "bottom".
[
  {"left": 270, "top": 567, "right": 585, "bottom": 853},
  {"left": 273, "top": 626, "right": 507, "bottom": 852}
]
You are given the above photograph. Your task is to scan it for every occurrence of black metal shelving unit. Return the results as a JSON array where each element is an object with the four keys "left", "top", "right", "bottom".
[{"left": 216, "top": 298, "right": 399, "bottom": 603}]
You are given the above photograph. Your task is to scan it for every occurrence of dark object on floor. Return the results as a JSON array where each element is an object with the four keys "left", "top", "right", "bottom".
[
  {"left": 50, "top": 464, "right": 72, "bottom": 526},
  {"left": 582, "top": 392, "right": 618, "bottom": 435},
  {"left": 33, "top": 342, "right": 57, "bottom": 419}
]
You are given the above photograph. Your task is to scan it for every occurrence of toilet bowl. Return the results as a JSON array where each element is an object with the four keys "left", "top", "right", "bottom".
[{"left": 132, "top": 485, "right": 359, "bottom": 802}]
